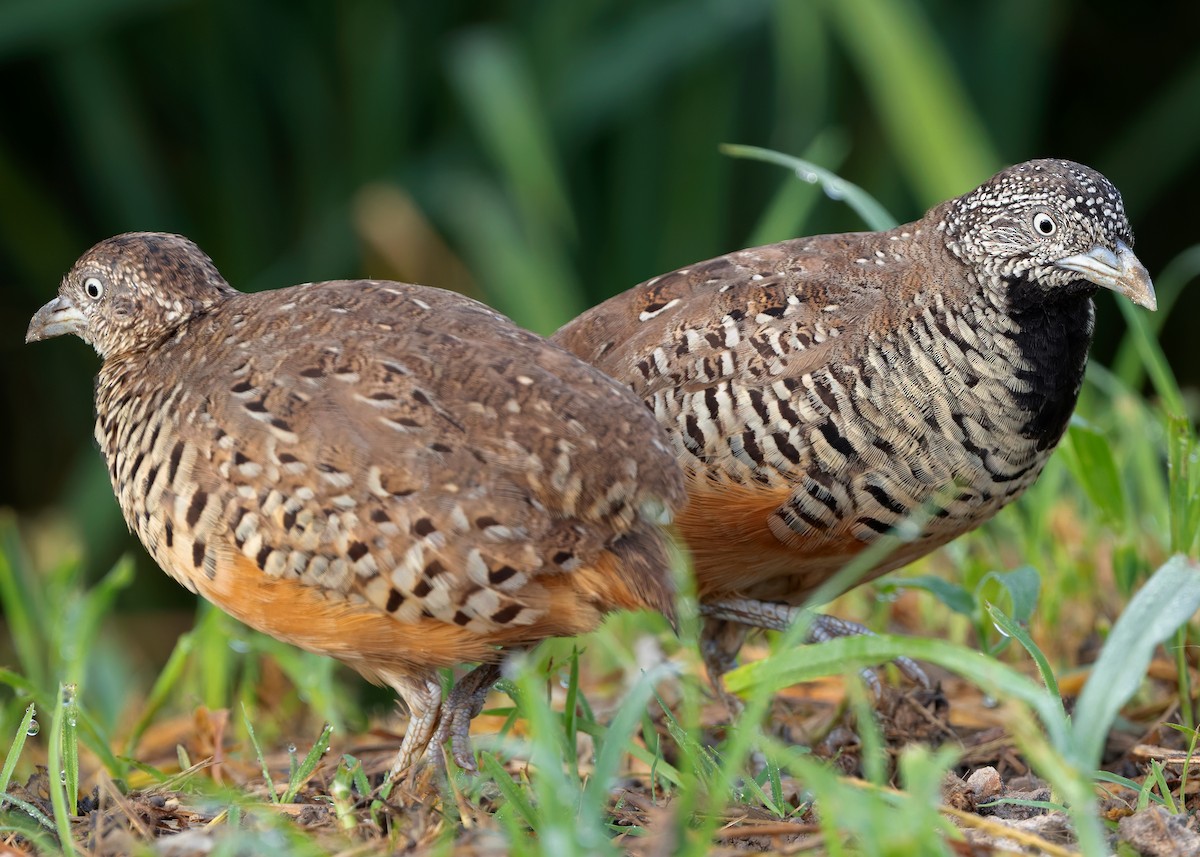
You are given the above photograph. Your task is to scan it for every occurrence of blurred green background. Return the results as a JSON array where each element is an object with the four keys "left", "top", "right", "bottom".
[{"left": 2, "top": 0, "right": 1198, "bottom": 606}]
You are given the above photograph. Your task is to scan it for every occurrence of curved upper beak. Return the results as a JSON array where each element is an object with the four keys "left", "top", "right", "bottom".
[
  {"left": 26, "top": 295, "right": 86, "bottom": 343},
  {"left": 1055, "top": 240, "right": 1156, "bottom": 311}
]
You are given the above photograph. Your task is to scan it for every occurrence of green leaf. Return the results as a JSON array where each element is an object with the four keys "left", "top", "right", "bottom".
[
  {"left": 1094, "top": 770, "right": 1170, "bottom": 809},
  {"left": 1147, "top": 760, "right": 1178, "bottom": 813},
  {"left": 123, "top": 630, "right": 196, "bottom": 757},
  {"left": 1070, "top": 556, "right": 1200, "bottom": 768},
  {"left": 1166, "top": 415, "right": 1200, "bottom": 557},
  {"left": 61, "top": 685, "right": 79, "bottom": 818},
  {"left": 1112, "top": 542, "right": 1144, "bottom": 597},
  {"left": 977, "top": 565, "right": 1040, "bottom": 624},
  {"left": 1061, "top": 425, "right": 1128, "bottom": 528},
  {"left": 895, "top": 574, "right": 976, "bottom": 616},
  {"left": 563, "top": 647, "right": 581, "bottom": 779},
  {"left": 0, "top": 516, "right": 48, "bottom": 691}
]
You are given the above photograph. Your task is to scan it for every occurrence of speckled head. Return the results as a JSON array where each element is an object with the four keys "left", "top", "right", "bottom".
[
  {"left": 941, "top": 159, "right": 1156, "bottom": 310},
  {"left": 26, "top": 232, "right": 239, "bottom": 359}
]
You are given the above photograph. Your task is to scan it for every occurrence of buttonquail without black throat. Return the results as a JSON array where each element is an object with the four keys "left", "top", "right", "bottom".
[{"left": 27, "top": 232, "right": 686, "bottom": 779}]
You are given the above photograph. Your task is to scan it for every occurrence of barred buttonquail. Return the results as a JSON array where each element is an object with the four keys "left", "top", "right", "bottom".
[
  {"left": 553, "top": 159, "right": 1155, "bottom": 704},
  {"left": 27, "top": 232, "right": 685, "bottom": 778}
]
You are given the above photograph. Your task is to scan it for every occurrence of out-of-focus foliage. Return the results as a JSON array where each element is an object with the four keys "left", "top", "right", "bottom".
[
  {"left": 0, "top": 6, "right": 1198, "bottom": 852},
  {"left": 2, "top": 0, "right": 1197, "bottom": 592}
]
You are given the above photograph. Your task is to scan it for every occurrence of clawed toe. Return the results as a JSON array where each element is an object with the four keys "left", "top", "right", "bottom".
[
  {"left": 807, "top": 613, "right": 932, "bottom": 691},
  {"left": 429, "top": 662, "right": 503, "bottom": 776},
  {"left": 701, "top": 600, "right": 932, "bottom": 701}
]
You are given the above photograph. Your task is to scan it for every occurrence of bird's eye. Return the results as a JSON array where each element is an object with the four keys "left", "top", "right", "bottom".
[
  {"left": 1032, "top": 212, "right": 1056, "bottom": 236},
  {"left": 84, "top": 277, "right": 104, "bottom": 299}
]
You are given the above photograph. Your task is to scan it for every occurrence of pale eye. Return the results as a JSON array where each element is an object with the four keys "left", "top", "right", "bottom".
[
  {"left": 1032, "top": 212, "right": 1057, "bottom": 236},
  {"left": 84, "top": 277, "right": 104, "bottom": 299}
]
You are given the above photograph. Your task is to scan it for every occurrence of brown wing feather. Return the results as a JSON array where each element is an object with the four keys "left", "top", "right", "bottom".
[
  {"left": 98, "top": 279, "right": 683, "bottom": 644},
  {"left": 553, "top": 219, "right": 1059, "bottom": 601}
]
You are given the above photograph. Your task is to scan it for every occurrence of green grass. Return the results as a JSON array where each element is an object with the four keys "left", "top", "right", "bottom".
[
  {"left": 3, "top": 2, "right": 1200, "bottom": 852},
  {"left": 3, "top": 153, "right": 1199, "bottom": 855}
]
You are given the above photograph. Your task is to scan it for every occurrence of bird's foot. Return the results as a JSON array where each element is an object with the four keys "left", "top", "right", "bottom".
[
  {"left": 700, "top": 617, "right": 750, "bottom": 718},
  {"left": 807, "top": 612, "right": 931, "bottom": 694},
  {"left": 700, "top": 599, "right": 931, "bottom": 694},
  {"left": 429, "top": 662, "right": 502, "bottom": 774},
  {"left": 383, "top": 675, "right": 444, "bottom": 790}
]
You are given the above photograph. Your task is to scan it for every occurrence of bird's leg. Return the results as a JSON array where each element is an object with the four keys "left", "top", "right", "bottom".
[
  {"left": 386, "top": 674, "right": 444, "bottom": 784},
  {"left": 701, "top": 598, "right": 795, "bottom": 631},
  {"left": 430, "top": 661, "right": 503, "bottom": 774},
  {"left": 701, "top": 617, "right": 771, "bottom": 776},
  {"left": 701, "top": 598, "right": 931, "bottom": 692},
  {"left": 700, "top": 617, "right": 750, "bottom": 718}
]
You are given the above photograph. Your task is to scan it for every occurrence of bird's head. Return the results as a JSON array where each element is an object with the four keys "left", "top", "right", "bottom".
[
  {"left": 26, "top": 232, "right": 238, "bottom": 359},
  {"left": 941, "top": 159, "right": 1156, "bottom": 310}
]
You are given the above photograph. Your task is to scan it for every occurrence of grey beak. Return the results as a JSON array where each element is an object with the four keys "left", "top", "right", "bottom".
[
  {"left": 1055, "top": 240, "right": 1156, "bottom": 311},
  {"left": 26, "top": 295, "right": 86, "bottom": 343}
]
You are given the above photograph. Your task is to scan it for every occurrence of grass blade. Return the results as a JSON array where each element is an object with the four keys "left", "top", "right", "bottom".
[
  {"left": 741, "top": 132, "right": 848, "bottom": 246},
  {"left": 1059, "top": 425, "right": 1128, "bottom": 529},
  {"left": 46, "top": 684, "right": 78, "bottom": 854},
  {"left": 580, "top": 662, "right": 676, "bottom": 820},
  {"left": 986, "top": 603, "right": 1064, "bottom": 717},
  {"left": 563, "top": 649, "right": 581, "bottom": 780},
  {"left": 1115, "top": 296, "right": 1186, "bottom": 418},
  {"left": 1070, "top": 555, "right": 1200, "bottom": 768},
  {"left": 0, "top": 516, "right": 48, "bottom": 691},
  {"left": 479, "top": 752, "right": 538, "bottom": 831},
  {"left": 61, "top": 685, "right": 79, "bottom": 818},
  {"left": 1166, "top": 415, "right": 1200, "bottom": 557},
  {"left": 1113, "top": 244, "right": 1200, "bottom": 387},
  {"left": 449, "top": 29, "right": 575, "bottom": 239},
  {"left": 720, "top": 143, "right": 898, "bottom": 231},
  {"left": 241, "top": 702, "right": 277, "bottom": 803},
  {"left": 123, "top": 629, "right": 196, "bottom": 757},
  {"left": 0, "top": 703, "right": 37, "bottom": 800},
  {"left": 281, "top": 723, "right": 333, "bottom": 804},
  {"left": 0, "top": 797, "right": 58, "bottom": 834},
  {"left": 821, "top": 0, "right": 998, "bottom": 202},
  {"left": 725, "top": 633, "right": 1069, "bottom": 748}
]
